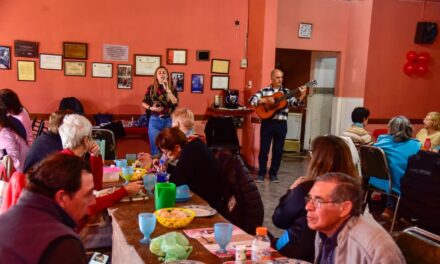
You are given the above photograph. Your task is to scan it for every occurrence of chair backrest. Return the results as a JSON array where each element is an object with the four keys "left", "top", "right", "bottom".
[
  {"left": 340, "top": 136, "right": 362, "bottom": 177},
  {"left": 92, "top": 128, "right": 116, "bottom": 160},
  {"left": 31, "top": 116, "right": 46, "bottom": 138},
  {"left": 359, "top": 145, "right": 392, "bottom": 191},
  {"left": 400, "top": 151, "right": 440, "bottom": 234},
  {"left": 396, "top": 227, "right": 440, "bottom": 264}
]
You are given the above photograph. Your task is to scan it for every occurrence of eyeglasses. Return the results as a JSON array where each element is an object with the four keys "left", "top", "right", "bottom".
[{"left": 304, "top": 195, "right": 340, "bottom": 208}]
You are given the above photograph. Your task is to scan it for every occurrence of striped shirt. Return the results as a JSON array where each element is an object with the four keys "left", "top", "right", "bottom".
[{"left": 248, "top": 85, "right": 304, "bottom": 121}]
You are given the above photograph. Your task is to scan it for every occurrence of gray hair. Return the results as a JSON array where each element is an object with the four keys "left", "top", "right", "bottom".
[
  {"left": 58, "top": 114, "right": 92, "bottom": 149},
  {"left": 388, "top": 115, "right": 413, "bottom": 142},
  {"left": 316, "top": 172, "right": 363, "bottom": 216}
]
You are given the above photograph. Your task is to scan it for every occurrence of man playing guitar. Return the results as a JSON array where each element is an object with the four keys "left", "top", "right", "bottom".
[{"left": 249, "top": 69, "right": 307, "bottom": 183}]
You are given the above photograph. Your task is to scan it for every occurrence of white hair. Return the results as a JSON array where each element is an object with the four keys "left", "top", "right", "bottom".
[{"left": 58, "top": 114, "right": 92, "bottom": 149}]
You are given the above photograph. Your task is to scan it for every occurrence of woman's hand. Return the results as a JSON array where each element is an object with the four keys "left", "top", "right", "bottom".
[
  {"left": 290, "top": 176, "right": 306, "bottom": 189},
  {"left": 150, "top": 104, "right": 164, "bottom": 113},
  {"left": 123, "top": 180, "right": 143, "bottom": 196},
  {"left": 87, "top": 140, "right": 100, "bottom": 156}
]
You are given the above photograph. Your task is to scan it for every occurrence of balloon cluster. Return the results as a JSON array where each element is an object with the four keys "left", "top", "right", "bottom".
[{"left": 403, "top": 51, "right": 431, "bottom": 76}]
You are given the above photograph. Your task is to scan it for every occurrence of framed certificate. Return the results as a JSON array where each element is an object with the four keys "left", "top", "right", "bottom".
[
  {"left": 14, "top": 40, "right": 39, "bottom": 58},
  {"left": 40, "top": 54, "right": 62, "bottom": 70},
  {"left": 63, "top": 42, "right": 88, "bottom": 60},
  {"left": 92, "top": 62, "right": 113, "bottom": 78},
  {"left": 64, "top": 61, "right": 86, "bottom": 76},
  {"left": 134, "top": 54, "right": 161, "bottom": 76},
  {"left": 17, "top": 60, "right": 36, "bottom": 81},
  {"left": 211, "top": 75, "right": 229, "bottom": 90},
  {"left": 191, "top": 74, "right": 204, "bottom": 94},
  {"left": 211, "top": 59, "right": 230, "bottom": 74},
  {"left": 166, "top": 49, "right": 187, "bottom": 65},
  {"left": 117, "top": 64, "right": 132, "bottom": 89}
]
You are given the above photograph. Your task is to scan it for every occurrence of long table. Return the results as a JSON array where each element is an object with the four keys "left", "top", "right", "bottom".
[{"left": 109, "top": 193, "right": 240, "bottom": 263}]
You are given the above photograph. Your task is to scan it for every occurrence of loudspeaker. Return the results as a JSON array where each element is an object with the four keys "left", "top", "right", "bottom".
[{"left": 414, "top": 22, "right": 438, "bottom": 44}]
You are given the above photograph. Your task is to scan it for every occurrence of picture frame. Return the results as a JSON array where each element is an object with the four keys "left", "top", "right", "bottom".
[
  {"left": 134, "top": 54, "right": 161, "bottom": 76},
  {"left": 171, "top": 72, "right": 184, "bottom": 92},
  {"left": 211, "top": 75, "right": 229, "bottom": 90},
  {"left": 211, "top": 59, "right": 230, "bottom": 74},
  {"left": 0, "top": 46, "right": 11, "bottom": 69},
  {"left": 92, "top": 62, "right": 113, "bottom": 78},
  {"left": 117, "top": 64, "right": 132, "bottom": 89},
  {"left": 166, "top": 49, "right": 187, "bottom": 65},
  {"left": 14, "top": 40, "right": 39, "bottom": 58},
  {"left": 63, "top": 42, "right": 88, "bottom": 60},
  {"left": 17, "top": 60, "right": 36, "bottom": 81},
  {"left": 39, "top": 54, "right": 62, "bottom": 70},
  {"left": 191, "top": 74, "right": 204, "bottom": 94},
  {"left": 64, "top": 61, "right": 86, "bottom": 76},
  {"left": 196, "top": 50, "right": 210, "bottom": 61}
]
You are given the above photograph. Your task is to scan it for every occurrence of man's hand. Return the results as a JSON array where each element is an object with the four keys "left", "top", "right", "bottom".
[
  {"left": 138, "top": 152, "right": 152, "bottom": 169},
  {"left": 123, "top": 180, "right": 143, "bottom": 196},
  {"left": 298, "top": 85, "right": 307, "bottom": 101},
  {"left": 87, "top": 140, "right": 100, "bottom": 156},
  {"left": 260, "top": 97, "right": 275, "bottom": 105}
]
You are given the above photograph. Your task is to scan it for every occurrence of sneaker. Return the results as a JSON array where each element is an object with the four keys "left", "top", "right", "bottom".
[
  {"left": 270, "top": 177, "right": 280, "bottom": 183},
  {"left": 256, "top": 176, "right": 264, "bottom": 183}
]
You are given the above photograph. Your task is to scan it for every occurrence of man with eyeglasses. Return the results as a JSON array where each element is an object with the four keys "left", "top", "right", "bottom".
[{"left": 305, "top": 172, "right": 404, "bottom": 264}]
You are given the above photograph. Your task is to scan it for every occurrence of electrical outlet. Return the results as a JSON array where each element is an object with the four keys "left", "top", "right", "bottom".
[{"left": 240, "top": 59, "right": 247, "bottom": 68}]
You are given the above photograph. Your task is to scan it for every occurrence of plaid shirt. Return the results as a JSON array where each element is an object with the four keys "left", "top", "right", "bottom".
[{"left": 249, "top": 85, "right": 304, "bottom": 121}]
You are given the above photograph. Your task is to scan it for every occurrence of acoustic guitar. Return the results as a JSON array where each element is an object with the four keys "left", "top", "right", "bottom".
[{"left": 255, "top": 80, "right": 317, "bottom": 120}]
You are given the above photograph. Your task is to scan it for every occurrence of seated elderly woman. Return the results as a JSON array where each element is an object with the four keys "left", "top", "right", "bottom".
[
  {"left": 58, "top": 114, "right": 142, "bottom": 215},
  {"left": 416, "top": 111, "right": 440, "bottom": 151},
  {"left": 155, "top": 127, "right": 223, "bottom": 210},
  {"left": 23, "top": 110, "right": 72, "bottom": 173},
  {"left": 272, "top": 135, "right": 359, "bottom": 262},
  {"left": 369, "top": 115, "right": 421, "bottom": 219},
  {"left": 0, "top": 105, "right": 29, "bottom": 172}
]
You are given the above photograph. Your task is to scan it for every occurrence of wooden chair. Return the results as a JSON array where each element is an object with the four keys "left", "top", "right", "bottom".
[
  {"left": 92, "top": 128, "right": 116, "bottom": 160},
  {"left": 396, "top": 227, "right": 440, "bottom": 264},
  {"left": 31, "top": 116, "right": 46, "bottom": 138},
  {"left": 360, "top": 145, "right": 400, "bottom": 233}
]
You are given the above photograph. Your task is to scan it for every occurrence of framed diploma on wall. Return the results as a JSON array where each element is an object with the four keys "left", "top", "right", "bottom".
[
  {"left": 166, "top": 49, "right": 187, "bottom": 65},
  {"left": 40, "top": 54, "right": 62, "bottom": 70},
  {"left": 63, "top": 42, "right": 88, "bottom": 60},
  {"left": 134, "top": 54, "right": 161, "bottom": 76},
  {"left": 17, "top": 60, "right": 36, "bottom": 81},
  {"left": 211, "top": 59, "right": 230, "bottom": 74},
  {"left": 64, "top": 61, "right": 86, "bottom": 76},
  {"left": 92, "top": 62, "right": 113, "bottom": 78},
  {"left": 211, "top": 75, "right": 229, "bottom": 90}
]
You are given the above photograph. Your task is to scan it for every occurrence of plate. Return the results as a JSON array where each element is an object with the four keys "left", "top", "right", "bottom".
[
  {"left": 176, "top": 194, "right": 193, "bottom": 203},
  {"left": 166, "top": 261, "right": 205, "bottom": 264},
  {"left": 182, "top": 205, "right": 217, "bottom": 217}
]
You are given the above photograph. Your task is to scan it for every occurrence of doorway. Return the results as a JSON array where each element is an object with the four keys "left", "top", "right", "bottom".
[{"left": 275, "top": 49, "right": 339, "bottom": 151}]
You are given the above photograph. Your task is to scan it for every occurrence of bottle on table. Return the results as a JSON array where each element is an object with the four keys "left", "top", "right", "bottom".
[
  {"left": 251, "top": 226, "right": 271, "bottom": 263},
  {"left": 423, "top": 138, "right": 432, "bottom": 151}
]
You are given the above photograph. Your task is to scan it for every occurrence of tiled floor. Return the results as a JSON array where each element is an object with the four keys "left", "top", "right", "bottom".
[{"left": 253, "top": 153, "right": 309, "bottom": 238}]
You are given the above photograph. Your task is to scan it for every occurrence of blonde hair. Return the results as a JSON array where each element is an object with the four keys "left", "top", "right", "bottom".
[
  {"left": 58, "top": 114, "right": 92, "bottom": 149},
  {"left": 172, "top": 108, "right": 194, "bottom": 131},
  {"left": 427, "top": 112, "right": 440, "bottom": 130}
]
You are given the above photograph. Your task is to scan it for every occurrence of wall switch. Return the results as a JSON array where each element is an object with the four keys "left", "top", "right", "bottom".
[{"left": 240, "top": 58, "right": 247, "bottom": 68}]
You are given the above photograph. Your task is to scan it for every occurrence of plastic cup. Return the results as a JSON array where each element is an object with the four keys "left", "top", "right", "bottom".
[{"left": 126, "top": 153, "right": 137, "bottom": 166}]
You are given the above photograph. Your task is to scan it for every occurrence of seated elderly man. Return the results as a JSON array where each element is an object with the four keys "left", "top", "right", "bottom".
[
  {"left": 306, "top": 172, "right": 405, "bottom": 263},
  {"left": 0, "top": 154, "right": 95, "bottom": 263}
]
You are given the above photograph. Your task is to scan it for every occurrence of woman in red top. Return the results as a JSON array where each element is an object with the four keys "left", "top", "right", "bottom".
[{"left": 58, "top": 114, "right": 143, "bottom": 215}]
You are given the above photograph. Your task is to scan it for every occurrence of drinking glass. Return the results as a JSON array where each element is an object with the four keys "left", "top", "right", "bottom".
[
  {"left": 143, "top": 174, "right": 157, "bottom": 197},
  {"left": 121, "top": 166, "right": 133, "bottom": 185},
  {"left": 214, "top": 222, "right": 233, "bottom": 254},
  {"left": 126, "top": 153, "right": 137, "bottom": 166},
  {"left": 114, "top": 159, "right": 127, "bottom": 168},
  {"left": 139, "top": 213, "right": 156, "bottom": 244}
]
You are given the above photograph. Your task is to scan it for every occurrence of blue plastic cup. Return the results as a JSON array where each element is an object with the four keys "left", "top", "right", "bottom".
[
  {"left": 156, "top": 172, "right": 169, "bottom": 183},
  {"left": 114, "top": 159, "right": 127, "bottom": 168}
]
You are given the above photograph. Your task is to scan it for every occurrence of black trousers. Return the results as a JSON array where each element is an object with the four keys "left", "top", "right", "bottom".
[{"left": 258, "top": 119, "right": 287, "bottom": 178}]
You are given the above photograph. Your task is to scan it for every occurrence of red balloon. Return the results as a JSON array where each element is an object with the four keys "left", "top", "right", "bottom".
[
  {"left": 417, "top": 52, "right": 431, "bottom": 66},
  {"left": 416, "top": 65, "right": 428, "bottom": 76},
  {"left": 403, "top": 63, "right": 416, "bottom": 75},
  {"left": 406, "top": 51, "right": 417, "bottom": 63}
]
